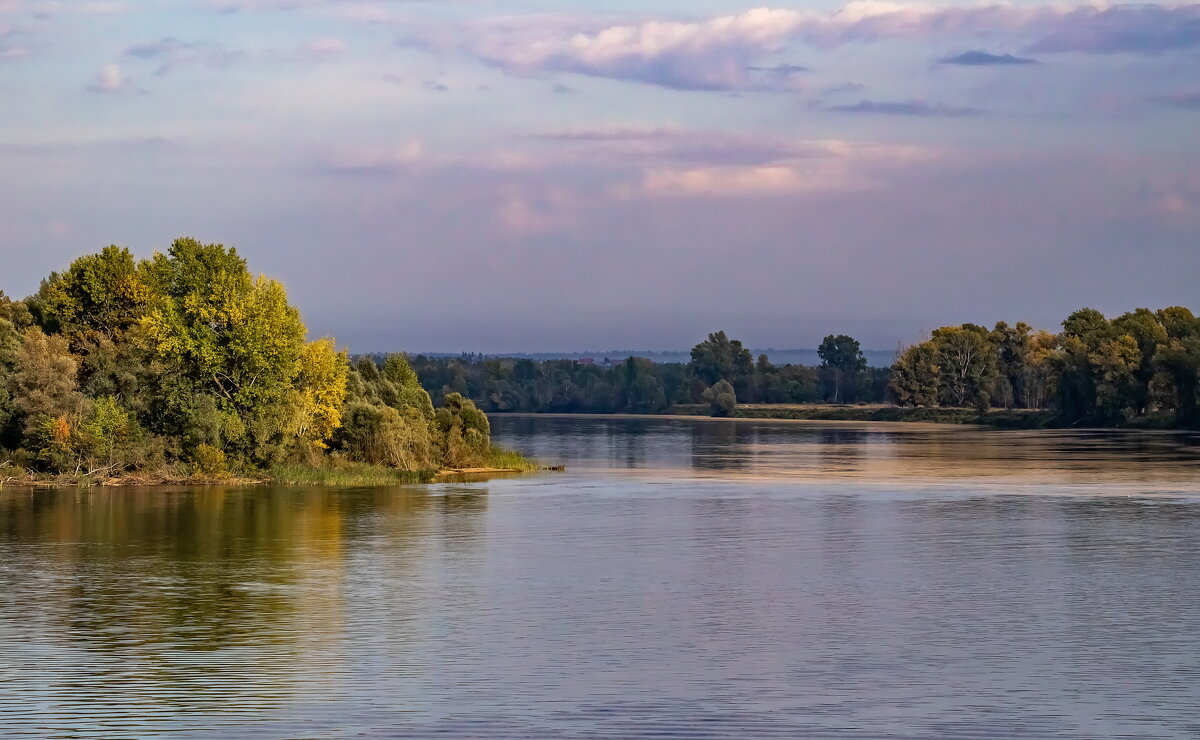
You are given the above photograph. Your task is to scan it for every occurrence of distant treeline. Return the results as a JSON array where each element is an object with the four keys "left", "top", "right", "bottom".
[
  {"left": 399, "top": 333, "right": 890, "bottom": 414},
  {"left": 418, "top": 347, "right": 898, "bottom": 368},
  {"left": 402, "top": 310, "right": 1200, "bottom": 428}
]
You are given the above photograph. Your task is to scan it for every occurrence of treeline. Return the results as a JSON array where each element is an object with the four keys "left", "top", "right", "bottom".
[
  {"left": 405, "top": 332, "right": 891, "bottom": 415},
  {"left": 893, "top": 309, "right": 1200, "bottom": 425},
  {"left": 409, "top": 310, "right": 1200, "bottom": 428},
  {"left": 0, "top": 240, "right": 498, "bottom": 481}
]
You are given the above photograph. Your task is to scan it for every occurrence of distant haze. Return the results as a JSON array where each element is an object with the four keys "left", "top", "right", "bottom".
[{"left": 2, "top": 1, "right": 1197, "bottom": 353}]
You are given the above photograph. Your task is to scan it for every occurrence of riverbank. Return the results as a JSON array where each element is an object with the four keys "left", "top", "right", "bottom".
[{"left": 0, "top": 447, "right": 553, "bottom": 489}]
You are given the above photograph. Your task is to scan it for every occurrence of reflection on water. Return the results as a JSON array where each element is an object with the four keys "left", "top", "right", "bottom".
[
  {"left": 495, "top": 414, "right": 1200, "bottom": 489},
  {"left": 1, "top": 417, "right": 1199, "bottom": 738}
]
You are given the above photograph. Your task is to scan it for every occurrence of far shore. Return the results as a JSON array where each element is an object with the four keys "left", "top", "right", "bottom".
[{"left": 492, "top": 406, "right": 1191, "bottom": 431}]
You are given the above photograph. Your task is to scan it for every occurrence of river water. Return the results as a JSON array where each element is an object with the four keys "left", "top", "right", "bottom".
[{"left": 2, "top": 415, "right": 1200, "bottom": 738}]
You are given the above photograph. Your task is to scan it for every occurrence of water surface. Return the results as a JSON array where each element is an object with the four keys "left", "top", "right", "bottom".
[{"left": 2, "top": 416, "right": 1199, "bottom": 738}]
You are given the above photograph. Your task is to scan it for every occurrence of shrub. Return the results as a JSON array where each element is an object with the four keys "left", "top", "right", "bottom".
[
  {"left": 702, "top": 380, "right": 737, "bottom": 417},
  {"left": 192, "top": 444, "right": 228, "bottom": 478}
]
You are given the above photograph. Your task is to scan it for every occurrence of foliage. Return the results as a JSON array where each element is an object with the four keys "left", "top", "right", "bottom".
[
  {"left": 336, "top": 402, "right": 436, "bottom": 471},
  {"left": 702, "top": 379, "right": 737, "bottom": 417},
  {"left": 141, "top": 238, "right": 307, "bottom": 459},
  {"left": 293, "top": 338, "right": 349, "bottom": 448},
  {"left": 817, "top": 334, "right": 867, "bottom": 403},
  {"left": 883, "top": 307, "right": 1200, "bottom": 427},
  {"left": 437, "top": 393, "right": 491, "bottom": 467},
  {"left": 0, "top": 240, "right": 509, "bottom": 481},
  {"left": 8, "top": 327, "right": 85, "bottom": 433},
  {"left": 38, "top": 246, "right": 152, "bottom": 347},
  {"left": 192, "top": 444, "right": 228, "bottom": 478},
  {"left": 690, "top": 331, "right": 753, "bottom": 385}
]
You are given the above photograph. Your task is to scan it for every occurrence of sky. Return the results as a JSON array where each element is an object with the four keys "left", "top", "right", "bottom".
[{"left": 1, "top": 0, "right": 1198, "bottom": 353}]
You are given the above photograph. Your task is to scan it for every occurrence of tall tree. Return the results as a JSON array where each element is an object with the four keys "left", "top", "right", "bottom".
[
  {"left": 689, "top": 331, "right": 753, "bottom": 385},
  {"left": 817, "top": 334, "right": 867, "bottom": 403},
  {"left": 140, "top": 238, "right": 307, "bottom": 459},
  {"left": 39, "top": 246, "right": 152, "bottom": 348},
  {"left": 930, "top": 325, "right": 997, "bottom": 409}
]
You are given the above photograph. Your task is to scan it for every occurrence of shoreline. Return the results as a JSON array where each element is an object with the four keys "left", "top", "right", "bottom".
[
  {"left": 0, "top": 465, "right": 562, "bottom": 490},
  {"left": 492, "top": 408, "right": 1194, "bottom": 432}
]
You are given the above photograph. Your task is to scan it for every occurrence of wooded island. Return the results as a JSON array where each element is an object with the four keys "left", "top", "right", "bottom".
[{"left": 0, "top": 240, "right": 530, "bottom": 486}]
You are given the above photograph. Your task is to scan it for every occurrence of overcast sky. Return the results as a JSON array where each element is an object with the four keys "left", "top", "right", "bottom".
[{"left": 1, "top": 0, "right": 1198, "bottom": 352}]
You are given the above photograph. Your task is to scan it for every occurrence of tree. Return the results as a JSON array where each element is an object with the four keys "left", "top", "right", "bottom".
[
  {"left": 1154, "top": 307, "right": 1200, "bottom": 424},
  {"left": 436, "top": 393, "right": 491, "bottom": 467},
  {"left": 702, "top": 379, "right": 737, "bottom": 417},
  {"left": 1024, "top": 331, "right": 1060, "bottom": 410},
  {"left": 990, "top": 321, "right": 1032, "bottom": 408},
  {"left": 140, "top": 238, "right": 306, "bottom": 458},
  {"left": 39, "top": 245, "right": 152, "bottom": 348},
  {"left": 890, "top": 343, "right": 940, "bottom": 407},
  {"left": 1112, "top": 309, "right": 1167, "bottom": 415},
  {"left": 930, "top": 325, "right": 997, "bottom": 408},
  {"left": 336, "top": 403, "right": 435, "bottom": 471},
  {"left": 1089, "top": 335, "right": 1141, "bottom": 421},
  {"left": 817, "top": 334, "right": 867, "bottom": 403},
  {"left": 292, "top": 338, "right": 349, "bottom": 449},
  {"left": 8, "top": 327, "right": 85, "bottom": 434},
  {"left": 690, "top": 331, "right": 753, "bottom": 385}
]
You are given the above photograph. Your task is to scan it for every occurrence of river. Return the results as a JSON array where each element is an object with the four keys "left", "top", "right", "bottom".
[{"left": 1, "top": 415, "right": 1199, "bottom": 738}]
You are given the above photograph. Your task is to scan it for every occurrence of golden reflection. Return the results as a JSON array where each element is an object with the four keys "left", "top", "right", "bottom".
[
  {"left": 0, "top": 484, "right": 490, "bottom": 711},
  {"left": 616, "top": 418, "right": 1200, "bottom": 488}
]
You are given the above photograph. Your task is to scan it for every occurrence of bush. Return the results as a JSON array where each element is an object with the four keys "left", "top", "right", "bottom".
[
  {"left": 436, "top": 393, "right": 491, "bottom": 467},
  {"left": 335, "top": 403, "right": 436, "bottom": 471},
  {"left": 702, "top": 380, "right": 737, "bottom": 417},
  {"left": 192, "top": 444, "right": 228, "bottom": 478}
]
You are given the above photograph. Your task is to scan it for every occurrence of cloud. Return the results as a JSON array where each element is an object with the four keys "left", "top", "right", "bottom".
[
  {"left": 525, "top": 127, "right": 839, "bottom": 168},
  {"left": 1025, "top": 5, "right": 1200, "bottom": 54},
  {"left": 451, "top": 4, "right": 1200, "bottom": 91},
  {"left": 826, "top": 99, "right": 980, "bottom": 117},
  {"left": 85, "top": 63, "right": 124, "bottom": 93},
  {"left": 125, "top": 37, "right": 242, "bottom": 74},
  {"left": 469, "top": 8, "right": 810, "bottom": 91},
  {"left": 939, "top": 50, "right": 1039, "bottom": 66}
]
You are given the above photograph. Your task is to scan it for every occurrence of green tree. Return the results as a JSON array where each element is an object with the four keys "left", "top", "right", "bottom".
[
  {"left": 817, "top": 334, "right": 867, "bottom": 403},
  {"left": 702, "top": 379, "right": 737, "bottom": 417},
  {"left": 436, "top": 393, "right": 491, "bottom": 467},
  {"left": 930, "top": 325, "right": 997, "bottom": 409},
  {"left": 990, "top": 321, "right": 1032, "bottom": 408},
  {"left": 1154, "top": 307, "right": 1200, "bottom": 424},
  {"left": 8, "top": 327, "right": 85, "bottom": 434},
  {"left": 336, "top": 403, "right": 436, "bottom": 471},
  {"left": 1112, "top": 308, "right": 1167, "bottom": 415},
  {"left": 690, "top": 331, "right": 753, "bottom": 385},
  {"left": 890, "top": 343, "right": 940, "bottom": 407},
  {"left": 1089, "top": 335, "right": 1141, "bottom": 421},
  {"left": 140, "top": 238, "right": 306, "bottom": 459},
  {"left": 39, "top": 245, "right": 152, "bottom": 348}
]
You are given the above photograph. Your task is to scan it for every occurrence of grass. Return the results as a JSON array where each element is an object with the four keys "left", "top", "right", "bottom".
[
  {"left": 3, "top": 446, "right": 554, "bottom": 490},
  {"left": 270, "top": 446, "right": 546, "bottom": 486},
  {"left": 482, "top": 446, "right": 542, "bottom": 472},
  {"left": 268, "top": 461, "right": 435, "bottom": 487}
]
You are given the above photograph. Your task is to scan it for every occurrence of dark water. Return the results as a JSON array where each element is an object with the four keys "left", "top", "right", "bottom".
[{"left": 3, "top": 416, "right": 1200, "bottom": 738}]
